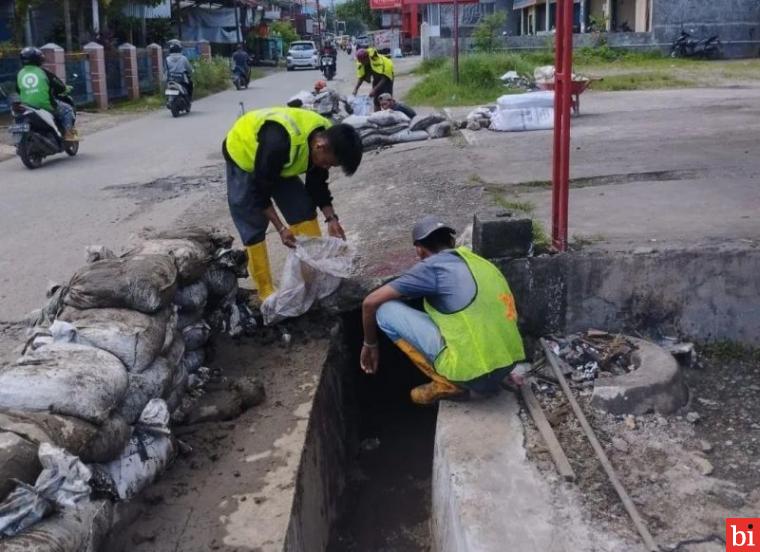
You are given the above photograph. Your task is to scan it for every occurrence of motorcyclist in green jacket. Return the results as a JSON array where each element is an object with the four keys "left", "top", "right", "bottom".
[{"left": 15, "top": 47, "right": 77, "bottom": 141}]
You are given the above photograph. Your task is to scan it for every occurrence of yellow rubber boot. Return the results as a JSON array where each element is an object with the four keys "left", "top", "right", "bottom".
[
  {"left": 246, "top": 241, "right": 276, "bottom": 301},
  {"left": 290, "top": 217, "right": 322, "bottom": 238},
  {"left": 395, "top": 339, "right": 467, "bottom": 405}
]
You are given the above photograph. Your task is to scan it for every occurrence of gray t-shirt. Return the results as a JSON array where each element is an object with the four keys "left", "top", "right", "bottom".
[
  {"left": 389, "top": 250, "right": 476, "bottom": 314},
  {"left": 166, "top": 53, "right": 193, "bottom": 77}
]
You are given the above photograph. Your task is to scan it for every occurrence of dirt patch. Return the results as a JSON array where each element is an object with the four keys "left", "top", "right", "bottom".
[
  {"left": 103, "top": 165, "right": 225, "bottom": 207},
  {"left": 522, "top": 347, "right": 760, "bottom": 551}
]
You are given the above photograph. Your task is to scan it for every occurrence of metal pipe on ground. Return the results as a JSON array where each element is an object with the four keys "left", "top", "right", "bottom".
[{"left": 540, "top": 338, "right": 659, "bottom": 552}]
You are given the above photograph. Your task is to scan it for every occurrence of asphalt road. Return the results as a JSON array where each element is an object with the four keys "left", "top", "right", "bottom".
[{"left": 0, "top": 52, "right": 358, "bottom": 321}]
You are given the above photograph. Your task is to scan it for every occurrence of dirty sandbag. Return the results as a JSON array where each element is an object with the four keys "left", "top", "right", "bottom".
[
  {"left": 386, "top": 129, "right": 430, "bottom": 144},
  {"left": 84, "top": 245, "right": 116, "bottom": 264},
  {"left": 0, "top": 343, "right": 128, "bottom": 425},
  {"left": 79, "top": 414, "right": 132, "bottom": 464},
  {"left": 140, "top": 226, "right": 234, "bottom": 255},
  {"left": 0, "top": 432, "right": 42, "bottom": 502},
  {"left": 116, "top": 357, "right": 173, "bottom": 425},
  {"left": 65, "top": 255, "right": 177, "bottom": 314},
  {"left": 374, "top": 123, "right": 410, "bottom": 136},
  {"left": 128, "top": 239, "right": 211, "bottom": 284},
  {"left": 211, "top": 248, "right": 248, "bottom": 277},
  {"left": 177, "top": 308, "right": 203, "bottom": 331},
  {"left": 342, "top": 114, "right": 375, "bottom": 130},
  {"left": 161, "top": 309, "right": 179, "bottom": 354},
  {"left": 361, "top": 134, "right": 385, "bottom": 150},
  {"left": 409, "top": 113, "right": 446, "bottom": 132},
  {"left": 100, "top": 400, "right": 174, "bottom": 500},
  {"left": 182, "top": 321, "right": 211, "bottom": 351},
  {"left": 349, "top": 95, "right": 373, "bottom": 116},
  {"left": 58, "top": 307, "right": 169, "bottom": 373},
  {"left": 180, "top": 349, "right": 205, "bottom": 375},
  {"left": 0, "top": 498, "right": 112, "bottom": 552},
  {"left": 173, "top": 280, "right": 209, "bottom": 313},
  {"left": 0, "top": 443, "right": 92, "bottom": 537},
  {"left": 261, "top": 237, "right": 355, "bottom": 325},
  {"left": 426, "top": 121, "right": 452, "bottom": 139},
  {"left": 0, "top": 411, "right": 99, "bottom": 464},
  {"left": 203, "top": 267, "right": 238, "bottom": 298},
  {"left": 368, "top": 109, "right": 410, "bottom": 127},
  {"left": 164, "top": 331, "right": 186, "bottom": 370}
]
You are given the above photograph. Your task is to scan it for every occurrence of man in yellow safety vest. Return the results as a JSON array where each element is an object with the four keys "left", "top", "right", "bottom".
[
  {"left": 352, "top": 47, "right": 394, "bottom": 112},
  {"left": 223, "top": 107, "right": 363, "bottom": 301},
  {"left": 360, "top": 216, "right": 526, "bottom": 405}
]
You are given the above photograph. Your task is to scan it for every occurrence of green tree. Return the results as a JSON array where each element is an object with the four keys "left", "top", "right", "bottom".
[
  {"left": 336, "top": 0, "right": 379, "bottom": 32},
  {"left": 271, "top": 20, "right": 300, "bottom": 51},
  {"left": 472, "top": 11, "right": 506, "bottom": 53}
]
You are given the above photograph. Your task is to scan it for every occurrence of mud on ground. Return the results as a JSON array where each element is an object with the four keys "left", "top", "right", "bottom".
[{"left": 522, "top": 348, "right": 760, "bottom": 551}]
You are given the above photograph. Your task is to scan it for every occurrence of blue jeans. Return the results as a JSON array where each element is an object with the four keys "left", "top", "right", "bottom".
[
  {"left": 54, "top": 102, "right": 75, "bottom": 132},
  {"left": 376, "top": 300, "right": 511, "bottom": 395}
]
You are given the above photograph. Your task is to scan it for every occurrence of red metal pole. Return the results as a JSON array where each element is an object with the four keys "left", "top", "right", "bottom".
[{"left": 551, "top": 0, "right": 573, "bottom": 251}]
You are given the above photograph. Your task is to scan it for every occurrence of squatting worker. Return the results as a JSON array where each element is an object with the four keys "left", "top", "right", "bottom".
[
  {"left": 360, "top": 216, "right": 526, "bottom": 405},
  {"left": 223, "top": 107, "right": 363, "bottom": 301},
  {"left": 352, "top": 48, "right": 394, "bottom": 112}
]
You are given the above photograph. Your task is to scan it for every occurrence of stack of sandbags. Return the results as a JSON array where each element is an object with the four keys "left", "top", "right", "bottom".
[
  {"left": 464, "top": 106, "right": 496, "bottom": 131},
  {"left": 343, "top": 110, "right": 452, "bottom": 150}
]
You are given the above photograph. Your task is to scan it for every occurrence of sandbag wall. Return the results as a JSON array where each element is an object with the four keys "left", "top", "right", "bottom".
[
  {"left": 0, "top": 227, "right": 248, "bottom": 549},
  {"left": 343, "top": 110, "right": 453, "bottom": 150}
]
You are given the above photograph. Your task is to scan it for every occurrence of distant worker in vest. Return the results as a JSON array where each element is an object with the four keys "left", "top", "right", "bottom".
[
  {"left": 166, "top": 39, "right": 194, "bottom": 100},
  {"left": 15, "top": 47, "right": 77, "bottom": 141},
  {"left": 360, "top": 216, "right": 526, "bottom": 405},
  {"left": 223, "top": 107, "right": 363, "bottom": 302},
  {"left": 352, "top": 47, "right": 394, "bottom": 112},
  {"left": 378, "top": 92, "right": 416, "bottom": 119}
]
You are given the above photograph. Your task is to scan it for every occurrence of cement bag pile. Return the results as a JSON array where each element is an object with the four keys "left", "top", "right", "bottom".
[
  {"left": 343, "top": 109, "right": 451, "bottom": 150},
  {"left": 490, "top": 90, "right": 554, "bottom": 132},
  {"left": 262, "top": 237, "right": 355, "bottom": 325}
]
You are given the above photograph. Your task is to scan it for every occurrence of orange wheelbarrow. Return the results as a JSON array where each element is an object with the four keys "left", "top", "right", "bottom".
[{"left": 536, "top": 78, "right": 599, "bottom": 115}]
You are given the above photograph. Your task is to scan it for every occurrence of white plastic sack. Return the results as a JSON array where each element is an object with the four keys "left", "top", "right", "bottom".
[
  {"left": 100, "top": 400, "right": 173, "bottom": 500},
  {"left": 261, "top": 237, "right": 355, "bottom": 325},
  {"left": 288, "top": 90, "right": 315, "bottom": 108},
  {"left": 350, "top": 95, "right": 373, "bottom": 116},
  {"left": 0, "top": 443, "right": 91, "bottom": 537},
  {"left": 496, "top": 90, "right": 554, "bottom": 110},
  {"left": 0, "top": 343, "right": 128, "bottom": 425},
  {"left": 534, "top": 65, "right": 555, "bottom": 82},
  {"left": 490, "top": 107, "right": 554, "bottom": 132}
]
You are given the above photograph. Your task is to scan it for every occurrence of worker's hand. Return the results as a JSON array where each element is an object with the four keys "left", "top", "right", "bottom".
[
  {"left": 327, "top": 219, "right": 346, "bottom": 241},
  {"left": 507, "top": 371, "right": 525, "bottom": 389},
  {"left": 360, "top": 345, "right": 379, "bottom": 374},
  {"left": 279, "top": 227, "right": 297, "bottom": 249}
]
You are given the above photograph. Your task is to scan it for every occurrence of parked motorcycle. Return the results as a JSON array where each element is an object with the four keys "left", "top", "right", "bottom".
[
  {"left": 321, "top": 54, "right": 336, "bottom": 81},
  {"left": 671, "top": 30, "right": 722, "bottom": 59},
  {"left": 3, "top": 86, "right": 79, "bottom": 169},
  {"left": 165, "top": 72, "right": 191, "bottom": 117}
]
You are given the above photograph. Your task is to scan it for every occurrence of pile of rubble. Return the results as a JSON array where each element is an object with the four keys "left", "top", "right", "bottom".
[
  {"left": 0, "top": 227, "right": 262, "bottom": 550},
  {"left": 343, "top": 110, "right": 452, "bottom": 150}
]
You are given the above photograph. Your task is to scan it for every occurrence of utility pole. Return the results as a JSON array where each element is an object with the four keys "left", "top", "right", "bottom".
[
  {"left": 453, "top": 0, "right": 459, "bottom": 84},
  {"left": 63, "top": 0, "right": 73, "bottom": 51},
  {"left": 92, "top": 0, "right": 100, "bottom": 33},
  {"left": 316, "top": 0, "right": 322, "bottom": 41}
]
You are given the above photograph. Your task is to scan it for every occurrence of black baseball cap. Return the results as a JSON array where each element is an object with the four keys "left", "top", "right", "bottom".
[{"left": 412, "top": 215, "right": 456, "bottom": 244}]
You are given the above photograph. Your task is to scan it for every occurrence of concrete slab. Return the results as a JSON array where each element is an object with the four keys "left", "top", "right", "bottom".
[{"left": 432, "top": 393, "right": 631, "bottom": 552}]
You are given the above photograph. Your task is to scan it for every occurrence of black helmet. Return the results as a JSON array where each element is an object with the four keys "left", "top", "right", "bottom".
[
  {"left": 168, "top": 40, "right": 182, "bottom": 54},
  {"left": 20, "top": 47, "right": 44, "bottom": 66}
]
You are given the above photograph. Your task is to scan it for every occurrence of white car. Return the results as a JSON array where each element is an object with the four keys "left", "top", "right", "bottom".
[{"left": 286, "top": 41, "right": 319, "bottom": 71}]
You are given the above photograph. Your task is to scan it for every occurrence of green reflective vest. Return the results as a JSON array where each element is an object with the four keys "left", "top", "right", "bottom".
[
  {"left": 425, "top": 247, "right": 525, "bottom": 382},
  {"left": 356, "top": 48, "right": 394, "bottom": 81},
  {"left": 225, "top": 107, "right": 332, "bottom": 175},
  {"left": 17, "top": 65, "right": 53, "bottom": 111}
]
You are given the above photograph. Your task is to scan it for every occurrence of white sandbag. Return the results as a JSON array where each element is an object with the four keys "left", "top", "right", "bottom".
[
  {"left": 116, "top": 357, "right": 173, "bottom": 425},
  {"left": 0, "top": 343, "right": 128, "bottom": 425},
  {"left": 173, "top": 280, "right": 209, "bottom": 312},
  {"left": 58, "top": 307, "right": 169, "bottom": 373},
  {"left": 261, "top": 237, "right": 355, "bottom": 325},
  {"left": 341, "top": 114, "right": 375, "bottom": 129},
  {"left": 128, "top": 239, "right": 210, "bottom": 284},
  {"left": 490, "top": 107, "right": 554, "bottom": 132},
  {"left": 466, "top": 106, "right": 494, "bottom": 121},
  {"left": 426, "top": 121, "right": 452, "bottom": 139},
  {"left": 367, "top": 109, "right": 410, "bottom": 127},
  {"left": 288, "top": 90, "right": 315, "bottom": 108},
  {"left": 349, "top": 95, "right": 373, "bottom": 116},
  {"left": 386, "top": 129, "right": 430, "bottom": 144},
  {"left": 182, "top": 321, "right": 211, "bottom": 351},
  {"left": 496, "top": 90, "right": 554, "bottom": 110},
  {"left": 0, "top": 443, "right": 92, "bottom": 537},
  {"left": 0, "top": 432, "right": 41, "bottom": 502},
  {"left": 534, "top": 65, "right": 555, "bottom": 82},
  {"left": 0, "top": 499, "right": 112, "bottom": 552},
  {"left": 65, "top": 255, "right": 177, "bottom": 314},
  {"left": 409, "top": 113, "right": 446, "bottom": 131},
  {"left": 100, "top": 400, "right": 174, "bottom": 500}
]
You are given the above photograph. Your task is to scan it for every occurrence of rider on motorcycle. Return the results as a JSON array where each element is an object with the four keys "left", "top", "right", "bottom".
[
  {"left": 16, "top": 47, "right": 77, "bottom": 141},
  {"left": 232, "top": 43, "right": 252, "bottom": 83},
  {"left": 320, "top": 40, "right": 337, "bottom": 73},
  {"left": 166, "top": 39, "right": 194, "bottom": 100}
]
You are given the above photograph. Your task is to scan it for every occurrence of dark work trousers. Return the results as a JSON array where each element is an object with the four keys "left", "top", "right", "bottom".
[
  {"left": 226, "top": 159, "right": 318, "bottom": 246},
  {"left": 372, "top": 76, "right": 394, "bottom": 111}
]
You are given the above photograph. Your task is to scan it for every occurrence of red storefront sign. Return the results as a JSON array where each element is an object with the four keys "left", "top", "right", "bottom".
[{"left": 370, "top": 0, "right": 402, "bottom": 10}]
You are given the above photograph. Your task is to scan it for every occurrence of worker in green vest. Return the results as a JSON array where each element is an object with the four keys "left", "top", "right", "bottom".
[
  {"left": 223, "top": 107, "right": 363, "bottom": 301},
  {"left": 360, "top": 216, "right": 526, "bottom": 405},
  {"left": 15, "top": 47, "right": 77, "bottom": 141},
  {"left": 352, "top": 47, "right": 394, "bottom": 112}
]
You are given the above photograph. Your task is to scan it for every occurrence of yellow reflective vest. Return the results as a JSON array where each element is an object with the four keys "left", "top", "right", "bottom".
[
  {"left": 356, "top": 48, "right": 394, "bottom": 82},
  {"left": 425, "top": 247, "right": 526, "bottom": 382},
  {"left": 225, "top": 107, "right": 332, "bottom": 174}
]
